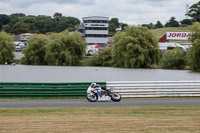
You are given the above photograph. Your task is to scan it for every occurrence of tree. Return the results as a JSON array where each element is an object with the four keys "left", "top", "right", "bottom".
[
  {"left": 66, "top": 17, "right": 80, "bottom": 30},
  {"left": 55, "top": 17, "right": 80, "bottom": 32},
  {"left": 142, "top": 23, "right": 154, "bottom": 29},
  {"left": 109, "top": 23, "right": 117, "bottom": 33},
  {"left": 0, "top": 14, "right": 10, "bottom": 31},
  {"left": 112, "top": 26, "right": 160, "bottom": 68},
  {"left": 109, "top": 18, "right": 120, "bottom": 33},
  {"left": 186, "top": 22, "right": 200, "bottom": 71},
  {"left": 109, "top": 18, "right": 120, "bottom": 27},
  {"left": 121, "top": 23, "right": 128, "bottom": 30},
  {"left": 2, "top": 24, "right": 12, "bottom": 33},
  {"left": 165, "top": 17, "right": 180, "bottom": 27},
  {"left": 11, "top": 22, "right": 29, "bottom": 34},
  {"left": 160, "top": 48, "right": 186, "bottom": 69},
  {"left": 33, "top": 15, "right": 56, "bottom": 34},
  {"left": 22, "top": 15, "right": 38, "bottom": 33},
  {"left": 45, "top": 30, "right": 87, "bottom": 66},
  {"left": 53, "top": 12, "right": 63, "bottom": 22},
  {"left": 180, "top": 19, "right": 193, "bottom": 26},
  {"left": 187, "top": 1, "right": 200, "bottom": 22},
  {"left": 22, "top": 34, "right": 48, "bottom": 65},
  {"left": 9, "top": 13, "right": 26, "bottom": 27},
  {"left": 0, "top": 31, "right": 15, "bottom": 64},
  {"left": 154, "top": 21, "right": 163, "bottom": 28}
]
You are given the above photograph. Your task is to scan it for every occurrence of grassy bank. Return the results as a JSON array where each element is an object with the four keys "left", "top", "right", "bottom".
[{"left": 0, "top": 106, "right": 200, "bottom": 132}]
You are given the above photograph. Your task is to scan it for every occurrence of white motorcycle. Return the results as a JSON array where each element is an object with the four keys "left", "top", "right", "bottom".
[{"left": 86, "top": 85, "right": 121, "bottom": 102}]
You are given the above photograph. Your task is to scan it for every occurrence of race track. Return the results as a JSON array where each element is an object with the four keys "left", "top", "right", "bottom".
[{"left": 1, "top": 99, "right": 200, "bottom": 108}]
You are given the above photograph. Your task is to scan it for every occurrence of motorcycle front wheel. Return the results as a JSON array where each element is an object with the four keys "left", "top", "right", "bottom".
[
  {"left": 86, "top": 93, "right": 98, "bottom": 102},
  {"left": 110, "top": 92, "right": 121, "bottom": 102}
]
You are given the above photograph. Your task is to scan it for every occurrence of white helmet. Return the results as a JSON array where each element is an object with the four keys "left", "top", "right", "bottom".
[{"left": 91, "top": 83, "right": 96, "bottom": 88}]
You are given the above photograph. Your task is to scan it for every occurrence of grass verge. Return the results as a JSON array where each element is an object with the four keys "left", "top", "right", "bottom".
[{"left": 0, "top": 106, "right": 200, "bottom": 133}]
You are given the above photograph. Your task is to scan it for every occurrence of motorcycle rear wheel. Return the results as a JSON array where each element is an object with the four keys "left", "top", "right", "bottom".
[
  {"left": 86, "top": 93, "right": 98, "bottom": 102},
  {"left": 111, "top": 92, "right": 121, "bottom": 102}
]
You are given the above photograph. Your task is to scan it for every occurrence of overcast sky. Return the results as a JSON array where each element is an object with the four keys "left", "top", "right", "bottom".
[{"left": 0, "top": 0, "right": 199, "bottom": 25}]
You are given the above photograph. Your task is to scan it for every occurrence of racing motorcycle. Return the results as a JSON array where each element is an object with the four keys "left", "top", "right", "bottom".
[{"left": 86, "top": 85, "right": 121, "bottom": 102}]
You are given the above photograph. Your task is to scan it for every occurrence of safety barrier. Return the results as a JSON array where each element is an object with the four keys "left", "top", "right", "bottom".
[
  {"left": 0, "top": 82, "right": 106, "bottom": 98},
  {"left": 1, "top": 81, "right": 200, "bottom": 98},
  {"left": 107, "top": 81, "right": 200, "bottom": 98}
]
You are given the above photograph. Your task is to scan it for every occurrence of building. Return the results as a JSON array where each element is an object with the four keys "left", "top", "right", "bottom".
[
  {"left": 158, "top": 42, "right": 187, "bottom": 51},
  {"left": 14, "top": 33, "right": 34, "bottom": 52},
  {"left": 14, "top": 33, "right": 34, "bottom": 44},
  {"left": 77, "top": 16, "right": 109, "bottom": 47},
  {"left": 19, "top": 33, "right": 34, "bottom": 42}
]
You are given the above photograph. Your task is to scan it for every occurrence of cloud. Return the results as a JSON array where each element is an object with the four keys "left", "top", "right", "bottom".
[
  {"left": 0, "top": 0, "right": 199, "bottom": 25},
  {"left": 8, "top": 0, "right": 95, "bottom": 8}
]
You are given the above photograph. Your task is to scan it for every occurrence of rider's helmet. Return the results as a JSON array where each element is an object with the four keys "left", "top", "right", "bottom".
[{"left": 91, "top": 82, "right": 96, "bottom": 88}]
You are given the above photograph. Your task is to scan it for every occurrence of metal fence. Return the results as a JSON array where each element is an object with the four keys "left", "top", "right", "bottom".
[{"left": 107, "top": 81, "right": 200, "bottom": 98}]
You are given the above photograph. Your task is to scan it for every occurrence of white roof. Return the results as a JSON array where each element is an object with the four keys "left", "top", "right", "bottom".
[
  {"left": 20, "top": 33, "right": 34, "bottom": 36},
  {"left": 83, "top": 16, "right": 109, "bottom": 20}
]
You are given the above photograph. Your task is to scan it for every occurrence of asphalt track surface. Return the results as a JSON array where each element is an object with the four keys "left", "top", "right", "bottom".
[{"left": 1, "top": 99, "right": 200, "bottom": 108}]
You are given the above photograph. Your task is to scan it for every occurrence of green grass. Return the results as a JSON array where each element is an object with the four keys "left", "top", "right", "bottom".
[
  {"left": 1, "top": 106, "right": 200, "bottom": 132},
  {"left": 0, "top": 106, "right": 199, "bottom": 116}
]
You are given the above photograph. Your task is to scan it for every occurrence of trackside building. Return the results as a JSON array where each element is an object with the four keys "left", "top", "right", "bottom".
[{"left": 77, "top": 16, "right": 109, "bottom": 47}]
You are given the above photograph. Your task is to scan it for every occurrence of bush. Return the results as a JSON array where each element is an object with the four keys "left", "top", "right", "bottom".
[
  {"left": 80, "top": 57, "right": 94, "bottom": 66},
  {"left": 90, "top": 47, "right": 113, "bottom": 66},
  {"left": 160, "top": 48, "right": 186, "bottom": 69}
]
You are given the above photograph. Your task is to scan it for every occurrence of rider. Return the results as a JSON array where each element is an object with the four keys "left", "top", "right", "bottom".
[{"left": 87, "top": 82, "right": 106, "bottom": 99}]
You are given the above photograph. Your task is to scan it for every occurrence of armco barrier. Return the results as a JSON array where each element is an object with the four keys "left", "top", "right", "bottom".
[
  {"left": 0, "top": 82, "right": 106, "bottom": 98},
  {"left": 107, "top": 81, "right": 200, "bottom": 98},
  {"left": 1, "top": 81, "right": 200, "bottom": 98}
]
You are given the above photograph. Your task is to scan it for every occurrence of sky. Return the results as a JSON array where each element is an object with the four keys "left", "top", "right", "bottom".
[{"left": 0, "top": 0, "right": 199, "bottom": 25}]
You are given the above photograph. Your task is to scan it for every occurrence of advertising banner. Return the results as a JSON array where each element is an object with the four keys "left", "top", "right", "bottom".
[{"left": 166, "top": 32, "right": 191, "bottom": 40}]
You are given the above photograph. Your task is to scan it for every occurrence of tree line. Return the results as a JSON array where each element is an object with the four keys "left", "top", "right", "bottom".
[
  {"left": 142, "top": 1, "right": 200, "bottom": 29},
  {"left": 0, "top": 12, "right": 126, "bottom": 35},
  {"left": 142, "top": 17, "right": 193, "bottom": 29},
  {"left": 0, "top": 13, "right": 80, "bottom": 35}
]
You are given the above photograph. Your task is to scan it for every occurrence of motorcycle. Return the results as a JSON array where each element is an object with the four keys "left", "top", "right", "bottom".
[{"left": 86, "top": 85, "right": 121, "bottom": 102}]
